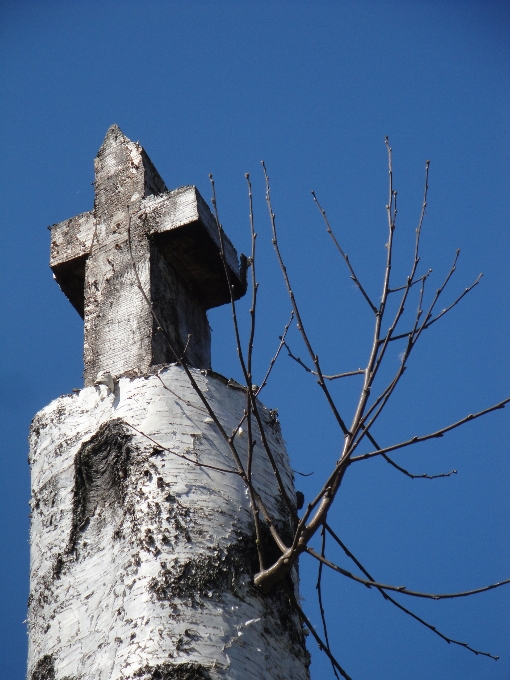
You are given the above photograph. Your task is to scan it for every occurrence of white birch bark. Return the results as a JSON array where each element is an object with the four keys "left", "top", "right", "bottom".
[{"left": 28, "top": 366, "right": 310, "bottom": 680}]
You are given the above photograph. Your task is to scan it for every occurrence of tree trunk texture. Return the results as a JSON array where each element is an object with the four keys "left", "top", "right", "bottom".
[{"left": 28, "top": 366, "right": 310, "bottom": 680}]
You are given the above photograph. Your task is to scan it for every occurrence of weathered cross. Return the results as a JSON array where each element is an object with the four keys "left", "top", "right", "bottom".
[{"left": 50, "top": 125, "right": 246, "bottom": 386}]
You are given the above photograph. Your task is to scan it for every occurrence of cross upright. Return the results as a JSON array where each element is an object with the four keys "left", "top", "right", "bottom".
[{"left": 49, "top": 125, "right": 246, "bottom": 386}]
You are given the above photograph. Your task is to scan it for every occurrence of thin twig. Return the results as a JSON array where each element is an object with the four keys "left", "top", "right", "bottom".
[
  {"left": 283, "top": 581, "right": 353, "bottom": 680},
  {"left": 407, "top": 249, "right": 464, "bottom": 354},
  {"left": 381, "top": 453, "right": 457, "bottom": 480},
  {"left": 316, "top": 525, "right": 341, "bottom": 679},
  {"left": 411, "top": 159, "right": 430, "bottom": 279},
  {"left": 351, "top": 275, "right": 429, "bottom": 452},
  {"left": 362, "top": 425, "right": 457, "bottom": 480},
  {"left": 338, "top": 139, "right": 400, "bottom": 456},
  {"left": 245, "top": 172, "right": 257, "bottom": 386},
  {"left": 210, "top": 174, "right": 265, "bottom": 569},
  {"left": 379, "top": 266, "right": 482, "bottom": 347},
  {"left": 294, "top": 469, "right": 314, "bottom": 477},
  {"left": 262, "top": 161, "right": 350, "bottom": 436},
  {"left": 325, "top": 524, "right": 499, "bottom": 660},
  {"left": 244, "top": 172, "right": 262, "bottom": 566},
  {"left": 350, "top": 157, "right": 431, "bottom": 450},
  {"left": 307, "top": 547, "right": 510, "bottom": 600},
  {"left": 180, "top": 333, "right": 192, "bottom": 361},
  {"left": 283, "top": 340, "right": 365, "bottom": 381},
  {"left": 351, "top": 397, "right": 510, "bottom": 463},
  {"left": 210, "top": 175, "right": 296, "bottom": 519},
  {"left": 379, "top": 266, "right": 481, "bottom": 346},
  {"left": 389, "top": 271, "right": 431, "bottom": 293},
  {"left": 381, "top": 138, "right": 397, "bottom": 314},
  {"left": 312, "top": 190, "right": 377, "bottom": 314},
  {"left": 255, "top": 312, "right": 294, "bottom": 395},
  {"left": 422, "top": 273, "right": 483, "bottom": 330},
  {"left": 227, "top": 312, "right": 295, "bottom": 442}
]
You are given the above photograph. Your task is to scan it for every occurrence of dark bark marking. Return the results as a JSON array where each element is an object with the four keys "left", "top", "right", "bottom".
[
  {"left": 30, "top": 655, "right": 55, "bottom": 680},
  {"left": 30, "top": 655, "right": 75, "bottom": 680},
  {"left": 133, "top": 662, "right": 211, "bottom": 680},
  {"left": 69, "top": 419, "right": 133, "bottom": 554},
  {"left": 148, "top": 528, "right": 307, "bottom": 660},
  {"left": 149, "top": 532, "right": 260, "bottom": 603}
]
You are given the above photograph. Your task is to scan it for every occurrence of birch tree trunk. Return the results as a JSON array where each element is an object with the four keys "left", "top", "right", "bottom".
[{"left": 28, "top": 366, "right": 310, "bottom": 680}]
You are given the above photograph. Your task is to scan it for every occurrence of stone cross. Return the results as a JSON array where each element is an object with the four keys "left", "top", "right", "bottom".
[{"left": 50, "top": 125, "right": 246, "bottom": 386}]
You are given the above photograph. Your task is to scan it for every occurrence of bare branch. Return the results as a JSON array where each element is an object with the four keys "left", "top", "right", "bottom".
[
  {"left": 308, "top": 547, "right": 510, "bottom": 600},
  {"left": 411, "top": 249, "right": 463, "bottom": 349},
  {"left": 255, "top": 145, "right": 475, "bottom": 596},
  {"left": 283, "top": 581, "right": 353, "bottom": 680},
  {"left": 325, "top": 525, "right": 500, "bottom": 660},
  {"left": 244, "top": 172, "right": 262, "bottom": 566},
  {"left": 227, "top": 312, "right": 294, "bottom": 441},
  {"left": 411, "top": 159, "right": 430, "bottom": 279},
  {"left": 381, "top": 138, "right": 397, "bottom": 315},
  {"left": 384, "top": 269, "right": 482, "bottom": 345},
  {"left": 351, "top": 397, "right": 510, "bottom": 464},
  {"left": 316, "top": 526, "right": 341, "bottom": 679},
  {"left": 311, "top": 190, "right": 377, "bottom": 314},
  {"left": 255, "top": 146, "right": 404, "bottom": 591},
  {"left": 210, "top": 174, "right": 269, "bottom": 569},
  {"left": 294, "top": 469, "right": 314, "bottom": 477},
  {"left": 422, "top": 273, "right": 483, "bottom": 330},
  {"left": 340, "top": 138, "right": 403, "bottom": 456},
  {"left": 381, "top": 453, "right": 457, "bottom": 480},
  {"left": 262, "top": 161, "right": 350, "bottom": 436},
  {"left": 245, "top": 172, "right": 257, "bottom": 384},
  {"left": 255, "top": 311, "right": 294, "bottom": 396},
  {"left": 283, "top": 339, "right": 365, "bottom": 381},
  {"left": 389, "top": 270, "right": 432, "bottom": 294},
  {"left": 368, "top": 156, "right": 431, "bottom": 384},
  {"left": 350, "top": 275, "right": 430, "bottom": 452},
  {"left": 362, "top": 425, "right": 457, "bottom": 480}
]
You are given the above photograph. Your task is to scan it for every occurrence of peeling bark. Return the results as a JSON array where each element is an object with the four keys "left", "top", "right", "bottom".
[{"left": 28, "top": 366, "right": 309, "bottom": 679}]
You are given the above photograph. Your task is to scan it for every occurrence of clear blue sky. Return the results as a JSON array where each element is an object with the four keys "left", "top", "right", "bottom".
[{"left": 1, "top": 2, "right": 509, "bottom": 678}]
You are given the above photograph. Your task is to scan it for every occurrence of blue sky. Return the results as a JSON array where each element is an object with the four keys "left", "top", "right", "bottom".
[{"left": 0, "top": 1, "right": 509, "bottom": 678}]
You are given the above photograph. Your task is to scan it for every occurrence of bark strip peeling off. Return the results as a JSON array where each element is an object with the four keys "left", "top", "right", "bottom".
[{"left": 28, "top": 366, "right": 309, "bottom": 680}]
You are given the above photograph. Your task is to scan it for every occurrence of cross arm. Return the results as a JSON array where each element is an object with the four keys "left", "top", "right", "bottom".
[
  {"left": 49, "top": 211, "right": 95, "bottom": 318},
  {"left": 141, "top": 185, "right": 247, "bottom": 309}
]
